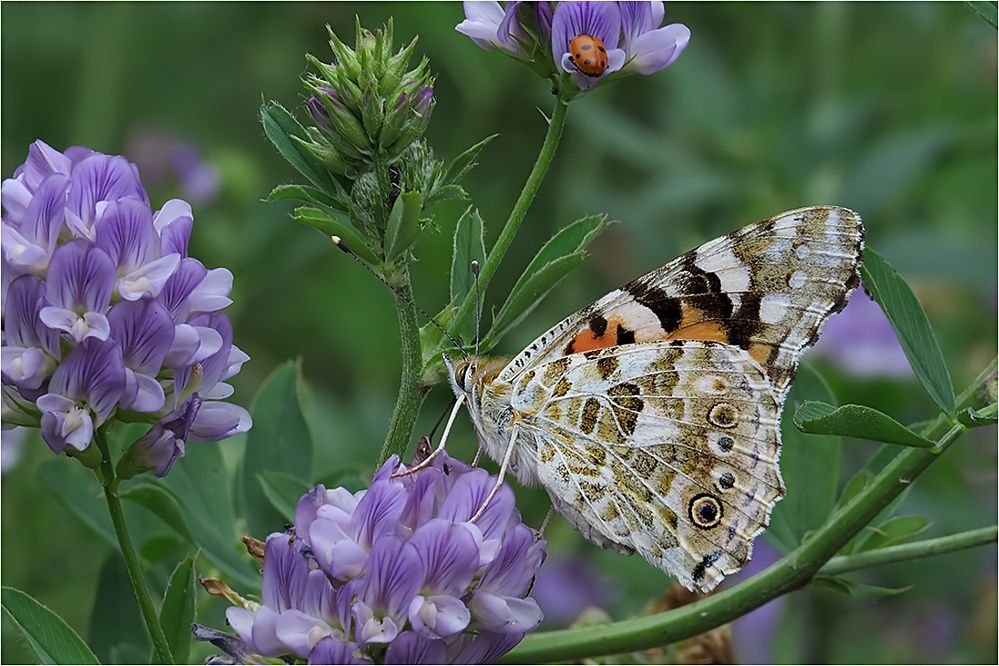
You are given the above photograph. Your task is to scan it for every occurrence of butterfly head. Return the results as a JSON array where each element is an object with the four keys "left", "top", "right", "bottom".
[{"left": 444, "top": 355, "right": 508, "bottom": 405}]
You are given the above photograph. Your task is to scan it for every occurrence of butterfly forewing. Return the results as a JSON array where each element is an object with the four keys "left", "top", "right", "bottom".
[
  {"left": 511, "top": 341, "right": 784, "bottom": 592},
  {"left": 498, "top": 205, "right": 863, "bottom": 398}
]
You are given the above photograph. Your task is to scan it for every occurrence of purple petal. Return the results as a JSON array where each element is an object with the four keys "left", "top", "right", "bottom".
[
  {"left": 361, "top": 534, "right": 424, "bottom": 618},
  {"left": 160, "top": 214, "right": 193, "bottom": 257},
  {"left": 625, "top": 23, "right": 689, "bottom": 75},
  {"left": 94, "top": 199, "right": 158, "bottom": 271},
  {"left": 157, "top": 258, "right": 208, "bottom": 321},
  {"left": 249, "top": 605, "right": 286, "bottom": 657},
  {"left": 38, "top": 306, "right": 110, "bottom": 343},
  {"left": 44, "top": 238, "right": 116, "bottom": 312},
  {"left": 117, "top": 253, "right": 180, "bottom": 301},
  {"left": 384, "top": 631, "right": 446, "bottom": 665},
  {"left": 152, "top": 198, "right": 192, "bottom": 232},
  {"left": 224, "top": 607, "right": 255, "bottom": 649},
  {"left": 2, "top": 223, "right": 49, "bottom": 274},
  {"left": 275, "top": 609, "right": 334, "bottom": 658},
  {"left": 437, "top": 468, "right": 516, "bottom": 540},
  {"left": 37, "top": 392, "right": 95, "bottom": 453},
  {"left": 67, "top": 153, "right": 147, "bottom": 227},
  {"left": 107, "top": 298, "right": 174, "bottom": 373},
  {"left": 619, "top": 1, "right": 655, "bottom": 50},
  {"left": 408, "top": 519, "right": 480, "bottom": 594},
  {"left": 294, "top": 485, "right": 328, "bottom": 544},
  {"left": 4, "top": 274, "right": 59, "bottom": 355},
  {"left": 2, "top": 346, "right": 56, "bottom": 390},
  {"left": 122, "top": 368, "right": 166, "bottom": 413},
  {"left": 189, "top": 400, "right": 251, "bottom": 441},
  {"left": 408, "top": 594, "right": 470, "bottom": 639},
  {"left": 349, "top": 477, "right": 407, "bottom": 549},
  {"left": 551, "top": 1, "right": 622, "bottom": 66},
  {"left": 479, "top": 523, "right": 546, "bottom": 596},
  {"left": 469, "top": 592, "right": 543, "bottom": 633},
  {"left": 2, "top": 178, "right": 33, "bottom": 223},
  {"left": 20, "top": 174, "right": 67, "bottom": 249},
  {"left": 186, "top": 311, "right": 233, "bottom": 387},
  {"left": 48, "top": 337, "right": 125, "bottom": 424},
  {"left": 535, "top": 1, "right": 554, "bottom": 40},
  {"left": 310, "top": 520, "right": 368, "bottom": 581},
  {"left": 309, "top": 637, "right": 371, "bottom": 665},
  {"left": 22, "top": 140, "right": 71, "bottom": 190},
  {"left": 187, "top": 268, "right": 233, "bottom": 313},
  {"left": 446, "top": 630, "right": 525, "bottom": 664},
  {"left": 261, "top": 533, "right": 311, "bottom": 611},
  {"left": 497, "top": 2, "right": 528, "bottom": 51}
]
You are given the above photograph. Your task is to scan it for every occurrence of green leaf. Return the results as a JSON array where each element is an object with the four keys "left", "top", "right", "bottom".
[
  {"left": 861, "top": 247, "right": 955, "bottom": 414},
  {"left": 855, "top": 515, "right": 931, "bottom": 552},
  {"left": 966, "top": 1, "right": 998, "bottom": 28},
  {"left": 38, "top": 460, "right": 115, "bottom": 548},
  {"left": 264, "top": 183, "right": 341, "bottom": 210},
  {"left": 2, "top": 586, "right": 100, "bottom": 664},
  {"left": 157, "top": 553, "right": 197, "bottom": 665},
  {"left": 119, "top": 483, "right": 194, "bottom": 542},
  {"left": 88, "top": 555, "right": 147, "bottom": 664},
  {"left": 766, "top": 365, "right": 841, "bottom": 554},
  {"left": 292, "top": 206, "right": 381, "bottom": 266},
  {"left": 794, "top": 401, "right": 936, "bottom": 448},
  {"left": 257, "top": 471, "right": 313, "bottom": 521},
  {"left": 260, "top": 101, "right": 334, "bottom": 190},
  {"left": 486, "top": 214, "right": 610, "bottom": 346},
  {"left": 241, "top": 361, "right": 314, "bottom": 538},
  {"left": 450, "top": 207, "right": 487, "bottom": 309},
  {"left": 384, "top": 191, "right": 423, "bottom": 261},
  {"left": 445, "top": 133, "right": 497, "bottom": 184},
  {"left": 155, "top": 445, "right": 258, "bottom": 589},
  {"left": 959, "top": 403, "right": 998, "bottom": 427},
  {"left": 814, "top": 576, "right": 912, "bottom": 598}
]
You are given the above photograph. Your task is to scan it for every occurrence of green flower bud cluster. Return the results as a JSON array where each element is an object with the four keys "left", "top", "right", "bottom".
[{"left": 302, "top": 18, "right": 434, "bottom": 176}]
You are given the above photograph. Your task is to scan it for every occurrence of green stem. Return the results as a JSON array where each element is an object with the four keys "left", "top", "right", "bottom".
[
  {"left": 380, "top": 273, "right": 430, "bottom": 463},
  {"left": 502, "top": 375, "right": 984, "bottom": 663},
  {"left": 448, "top": 95, "right": 570, "bottom": 341},
  {"left": 95, "top": 429, "right": 173, "bottom": 664},
  {"left": 820, "top": 525, "right": 997, "bottom": 576}
]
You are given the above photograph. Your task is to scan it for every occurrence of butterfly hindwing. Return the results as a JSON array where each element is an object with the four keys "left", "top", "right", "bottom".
[
  {"left": 498, "top": 205, "right": 864, "bottom": 398},
  {"left": 510, "top": 341, "right": 784, "bottom": 592}
]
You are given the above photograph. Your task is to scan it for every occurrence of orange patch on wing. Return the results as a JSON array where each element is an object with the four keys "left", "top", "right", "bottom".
[
  {"left": 569, "top": 325, "right": 619, "bottom": 353},
  {"left": 663, "top": 305, "right": 731, "bottom": 344},
  {"left": 748, "top": 343, "right": 771, "bottom": 366}
]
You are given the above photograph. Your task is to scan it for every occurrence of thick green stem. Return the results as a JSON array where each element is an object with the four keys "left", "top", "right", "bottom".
[
  {"left": 820, "top": 525, "right": 997, "bottom": 576},
  {"left": 448, "top": 95, "right": 570, "bottom": 340},
  {"left": 380, "top": 275, "right": 430, "bottom": 463},
  {"left": 503, "top": 367, "right": 992, "bottom": 664},
  {"left": 95, "top": 429, "right": 173, "bottom": 664}
]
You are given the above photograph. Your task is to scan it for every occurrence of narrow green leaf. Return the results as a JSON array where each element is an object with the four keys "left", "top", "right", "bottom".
[
  {"left": 154, "top": 445, "right": 258, "bottom": 589},
  {"left": 835, "top": 467, "right": 874, "bottom": 513},
  {"left": 486, "top": 252, "right": 588, "bottom": 346},
  {"left": 292, "top": 206, "right": 381, "bottom": 266},
  {"left": 861, "top": 248, "right": 955, "bottom": 414},
  {"left": 264, "top": 183, "right": 341, "bottom": 209},
  {"left": 959, "top": 403, "right": 998, "bottom": 427},
  {"left": 242, "top": 361, "right": 314, "bottom": 538},
  {"left": 766, "top": 366, "right": 841, "bottom": 554},
  {"left": 384, "top": 191, "right": 423, "bottom": 261},
  {"left": 450, "top": 207, "right": 487, "bottom": 307},
  {"left": 814, "top": 575, "right": 912, "bottom": 598},
  {"left": 486, "top": 214, "right": 610, "bottom": 346},
  {"left": 120, "top": 483, "right": 194, "bottom": 542},
  {"left": 260, "top": 101, "right": 334, "bottom": 190},
  {"left": 2, "top": 586, "right": 100, "bottom": 664},
  {"left": 257, "top": 471, "right": 313, "bottom": 521},
  {"left": 445, "top": 133, "right": 497, "bottom": 184},
  {"left": 38, "top": 460, "right": 115, "bottom": 548},
  {"left": 855, "top": 515, "right": 931, "bottom": 552},
  {"left": 966, "top": 1, "right": 998, "bottom": 27},
  {"left": 158, "top": 553, "right": 197, "bottom": 665},
  {"left": 88, "top": 555, "right": 147, "bottom": 664},
  {"left": 794, "top": 401, "right": 936, "bottom": 448}
]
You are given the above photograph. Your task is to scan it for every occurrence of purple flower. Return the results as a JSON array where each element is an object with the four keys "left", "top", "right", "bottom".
[
  {"left": 126, "top": 131, "right": 221, "bottom": 206},
  {"left": 531, "top": 554, "right": 615, "bottom": 626},
  {"left": 206, "top": 454, "right": 546, "bottom": 664},
  {"left": 0, "top": 140, "right": 249, "bottom": 469},
  {"left": 455, "top": 2, "right": 525, "bottom": 55},
  {"left": 552, "top": 1, "right": 626, "bottom": 90},
  {"left": 812, "top": 286, "right": 913, "bottom": 379},
  {"left": 619, "top": 1, "right": 690, "bottom": 75}
]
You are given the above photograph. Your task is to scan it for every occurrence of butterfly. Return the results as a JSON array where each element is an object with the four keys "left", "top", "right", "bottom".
[{"left": 444, "top": 205, "right": 864, "bottom": 593}]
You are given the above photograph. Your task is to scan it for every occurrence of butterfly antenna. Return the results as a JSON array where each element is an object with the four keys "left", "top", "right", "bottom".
[
  {"left": 329, "top": 236, "right": 469, "bottom": 359},
  {"left": 471, "top": 260, "right": 482, "bottom": 357}
]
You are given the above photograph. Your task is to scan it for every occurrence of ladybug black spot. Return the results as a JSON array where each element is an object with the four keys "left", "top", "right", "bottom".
[
  {"left": 583, "top": 58, "right": 592, "bottom": 66},
  {"left": 598, "top": 45, "right": 606, "bottom": 53}
]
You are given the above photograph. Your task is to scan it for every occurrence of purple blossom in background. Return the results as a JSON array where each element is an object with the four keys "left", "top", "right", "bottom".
[
  {"left": 455, "top": 2, "right": 689, "bottom": 91},
  {"left": 1, "top": 140, "right": 249, "bottom": 474},
  {"left": 126, "top": 131, "right": 221, "bottom": 206},
  {"left": 812, "top": 286, "right": 913, "bottom": 379},
  {"left": 209, "top": 454, "right": 546, "bottom": 664},
  {"left": 531, "top": 553, "right": 614, "bottom": 627}
]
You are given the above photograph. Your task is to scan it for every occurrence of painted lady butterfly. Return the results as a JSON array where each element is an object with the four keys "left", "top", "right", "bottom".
[{"left": 446, "top": 206, "right": 864, "bottom": 592}]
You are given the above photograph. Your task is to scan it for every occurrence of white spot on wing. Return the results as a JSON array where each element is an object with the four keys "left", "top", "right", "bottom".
[
  {"left": 788, "top": 271, "right": 807, "bottom": 289},
  {"left": 759, "top": 294, "right": 790, "bottom": 324},
  {"left": 694, "top": 249, "right": 751, "bottom": 292}
]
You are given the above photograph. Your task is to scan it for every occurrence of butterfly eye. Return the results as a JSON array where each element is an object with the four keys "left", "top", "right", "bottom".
[{"left": 454, "top": 362, "right": 472, "bottom": 391}]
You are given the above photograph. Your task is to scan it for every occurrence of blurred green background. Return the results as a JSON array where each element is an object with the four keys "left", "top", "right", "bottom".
[{"left": 2, "top": 2, "right": 996, "bottom": 664}]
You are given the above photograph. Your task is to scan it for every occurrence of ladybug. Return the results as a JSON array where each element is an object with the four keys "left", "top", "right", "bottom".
[{"left": 569, "top": 34, "right": 608, "bottom": 77}]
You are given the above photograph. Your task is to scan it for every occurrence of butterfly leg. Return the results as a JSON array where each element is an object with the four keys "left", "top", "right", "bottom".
[
  {"left": 470, "top": 424, "right": 518, "bottom": 523},
  {"left": 391, "top": 394, "right": 465, "bottom": 479},
  {"left": 471, "top": 445, "right": 483, "bottom": 467},
  {"left": 537, "top": 505, "right": 555, "bottom": 537}
]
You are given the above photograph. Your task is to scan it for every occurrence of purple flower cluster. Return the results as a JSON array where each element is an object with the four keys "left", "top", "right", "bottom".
[
  {"left": 456, "top": 1, "right": 690, "bottom": 90},
  {"left": 1, "top": 140, "right": 249, "bottom": 475},
  {"left": 222, "top": 454, "right": 546, "bottom": 664}
]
